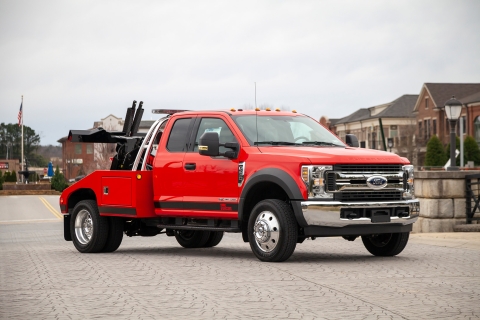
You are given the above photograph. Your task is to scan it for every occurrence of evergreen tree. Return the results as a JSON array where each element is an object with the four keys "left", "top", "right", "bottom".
[
  {"left": 3, "top": 171, "right": 10, "bottom": 183},
  {"left": 463, "top": 135, "right": 480, "bottom": 166},
  {"left": 9, "top": 170, "right": 17, "bottom": 182},
  {"left": 51, "top": 165, "right": 68, "bottom": 192},
  {"left": 424, "top": 135, "right": 447, "bottom": 166}
]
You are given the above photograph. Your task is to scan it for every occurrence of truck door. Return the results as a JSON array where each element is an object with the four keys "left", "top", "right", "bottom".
[
  {"left": 182, "top": 117, "right": 240, "bottom": 219},
  {"left": 153, "top": 116, "right": 195, "bottom": 214}
]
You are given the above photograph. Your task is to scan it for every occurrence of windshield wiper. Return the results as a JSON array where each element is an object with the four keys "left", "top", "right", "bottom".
[
  {"left": 254, "top": 141, "right": 301, "bottom": 146},
  {"left": 301, "top": 141, "right": 344, "bottom": 147}
]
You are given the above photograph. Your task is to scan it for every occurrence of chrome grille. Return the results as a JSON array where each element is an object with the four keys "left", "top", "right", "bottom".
[
  {"left": 326, "top": 164, "right": 405, "bottom": 201},
  {"left": 333, "top": 164, "right": 402, "bottom": 173},
  {"left": 334, "top": 191, "right": 403, "bottom": 202}
]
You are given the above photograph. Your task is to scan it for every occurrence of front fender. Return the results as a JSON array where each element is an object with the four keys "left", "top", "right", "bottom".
[{"left": 238, "top": 168, "right": 307, "bottom": 227}]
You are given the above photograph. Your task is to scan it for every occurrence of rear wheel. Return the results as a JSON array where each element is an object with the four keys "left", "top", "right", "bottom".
[
  {"left": 203, "top": 231, "right": 224, "bottom": 247},
  {"left": 71, "top": 200, "right": 109, "bottom": 253},
  {"left": 361, "top": 232, "right": 410, "bottom": 256},
  {"left": 248, "top": 199, "right": 298, "bottom": 262},
  {"left": 101, "top": 217, "right": 124, "bottom": 252},
  {"left": 174, "top": 230, "right": 211, "bottom": 248}
]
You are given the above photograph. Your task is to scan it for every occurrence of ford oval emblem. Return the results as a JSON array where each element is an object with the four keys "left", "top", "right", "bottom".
[{"left": 366, "top": 176, "right": 388, "bottom": 189}]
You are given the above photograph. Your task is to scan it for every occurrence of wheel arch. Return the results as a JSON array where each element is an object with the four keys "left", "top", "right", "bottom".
[
  {"left": 239, "top": 168, "right": 307, "bottom": 242},
  {"left": 67, "top": 188, "right": 97, "bottom": 213}
]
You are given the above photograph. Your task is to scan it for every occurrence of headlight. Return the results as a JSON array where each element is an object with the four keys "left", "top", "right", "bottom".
[
  {"left": 301, "top": 165, "right": 333, "bottom": 199},
  {"left": 402, "top": 165, "right": 415, "bottom": 199}
]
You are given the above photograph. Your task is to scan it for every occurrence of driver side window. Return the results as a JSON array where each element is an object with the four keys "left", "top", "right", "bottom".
[{"left": 194, "top": 118, "right": 237, "bottom": 153}]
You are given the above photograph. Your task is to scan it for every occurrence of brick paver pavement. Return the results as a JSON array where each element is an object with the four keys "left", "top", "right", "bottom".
[{"left": 1, "top": 220, "right": 479, "bottom": 320}]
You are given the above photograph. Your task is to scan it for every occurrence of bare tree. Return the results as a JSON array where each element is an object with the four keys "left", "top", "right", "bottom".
[
  {"left": 395, "top": 124, "right": 422, "bottom": 165},
  {"left": 93, "top": 142, "right": 116, "bottom": 171}
]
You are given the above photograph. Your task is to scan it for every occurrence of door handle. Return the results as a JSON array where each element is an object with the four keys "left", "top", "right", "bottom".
[{"left": 184, "top": 163, "right": 196, "bottom": 170}]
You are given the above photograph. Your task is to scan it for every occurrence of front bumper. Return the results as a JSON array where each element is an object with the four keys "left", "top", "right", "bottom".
[{"left": 297, "top": 199, "right": 419, "bottom": 228}]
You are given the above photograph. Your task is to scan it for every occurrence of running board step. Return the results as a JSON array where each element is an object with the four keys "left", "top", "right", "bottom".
[{"left": 157, "top": 224, "right": 241, "bottom": 232}]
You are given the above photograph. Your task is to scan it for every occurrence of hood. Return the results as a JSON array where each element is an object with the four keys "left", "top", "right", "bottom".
[{"left": 257, "top": 146, "right": 409, "bottom": 164}]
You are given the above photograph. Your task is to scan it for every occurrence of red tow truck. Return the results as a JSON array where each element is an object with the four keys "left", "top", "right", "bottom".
[{"left": 60, "top": 101, "right": 419, "bottom": 262}]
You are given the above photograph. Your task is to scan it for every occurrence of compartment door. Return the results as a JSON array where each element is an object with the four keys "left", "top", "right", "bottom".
[{"left": 101, "top": 177, "right": 132, "bottom": 206}]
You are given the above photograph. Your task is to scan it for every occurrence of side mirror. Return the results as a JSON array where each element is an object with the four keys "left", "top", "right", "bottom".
[
  {"left": 345, "top": 134, "right": 359, "bottom": 147},
  {"left": 199, "top": 132, "right": 220, "bottom": 157},
  {"left": 198, "top": 132, "right": 240, "bottom": 159}
]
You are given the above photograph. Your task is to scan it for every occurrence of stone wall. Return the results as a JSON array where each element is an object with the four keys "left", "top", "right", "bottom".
[
  {"left": 3, "top": 182, "right": 52, "bottom": 191},
  {"left": 413, "top": 170, "right": 480, "bottom": 232}
]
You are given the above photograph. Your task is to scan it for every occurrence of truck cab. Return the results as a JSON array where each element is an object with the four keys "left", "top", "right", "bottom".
[{"left": 60, "top": 102, "right": 419, "bottom": 262}]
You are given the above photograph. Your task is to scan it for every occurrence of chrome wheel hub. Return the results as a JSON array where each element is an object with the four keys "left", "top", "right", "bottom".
[
  {"left": 75, "top": 209, "right": 93, "bottom": 245},
  {"left": 253, "top": 211, "right": 279, "bottom": 253}
]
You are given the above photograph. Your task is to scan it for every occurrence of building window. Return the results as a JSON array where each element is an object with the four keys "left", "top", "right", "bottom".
[
  {"left": 86, "top": 144, "right": 93, "bottom": 154},
  {"left": 75, "top": 144, "right": 82, "bottom": 154},
  {"left": 390, "top": 125, "right": 398, "bottom": 138},
  {"left": 474, "top": 117, "right": 480, "bottom": 145},
  {"left": 418, "top": 122, "right": 423, "bottom": 139},
  {"left": 425, "top": 98, "right": 429, "bottom": 109},
  {"left": 371, "top": 132, "right": 377, "bottom": 150},
  {"left": 433, "top": 119, "right": 437, "bottom": 136},
  {"left": 426, "top": 119, "right": 431, "bottom": 140}
]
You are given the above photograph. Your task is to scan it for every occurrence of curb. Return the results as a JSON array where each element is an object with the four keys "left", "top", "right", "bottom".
[
  {"left": 453, "top": 224, "right": 480, "bottom": 232},
  {"left": 0, "top": 190, "right": 61, "bottom": 196}
]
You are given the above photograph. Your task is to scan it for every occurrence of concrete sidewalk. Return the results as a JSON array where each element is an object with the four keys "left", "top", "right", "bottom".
[{"left": 410, "top": 232, "right": 480, "bottom": 250}]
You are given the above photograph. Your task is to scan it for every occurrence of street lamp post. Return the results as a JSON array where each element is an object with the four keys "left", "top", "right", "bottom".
[
  {"left": 444, "top": 96, "right": 463, "bottom": 171},
  {"left": 387, "top": 138, "right": 394, "bottom": 153}
]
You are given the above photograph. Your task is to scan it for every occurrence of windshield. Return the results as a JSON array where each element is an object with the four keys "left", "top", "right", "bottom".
[{"left": 232, "top": 114, "right": 345, "bottom": 147}]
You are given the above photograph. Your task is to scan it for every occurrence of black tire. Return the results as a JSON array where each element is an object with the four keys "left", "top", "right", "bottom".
[
  {"left": 101, "top": 217, "right": 124, "bottom": 253},
  {"left": 248, "top": 199, "right": 298, "bottom": 262},
  {"left": 203, "top": 231, "right": 224, "bottom": 248},
  {"left": 70, "top": 200, "right": 109, "bottom": 253},
  {"left": 174, "top": 230, "right": 211, "bottom": 248},
  {"left": 361, "top": 232, "right": 410, "bottom": 256}
]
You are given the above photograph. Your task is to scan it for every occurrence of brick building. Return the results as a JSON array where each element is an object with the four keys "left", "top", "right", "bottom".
[
  {"left": 331, "top": 94, "right": 418, "bottom": 159},
  {"left": 57, "top": 137, "right": 94, "bottom": 180}
]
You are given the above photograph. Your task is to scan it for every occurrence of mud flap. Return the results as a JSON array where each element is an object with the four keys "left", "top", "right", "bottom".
[{"left": 64, "top": 215, "right": 72, "bottom": 241}]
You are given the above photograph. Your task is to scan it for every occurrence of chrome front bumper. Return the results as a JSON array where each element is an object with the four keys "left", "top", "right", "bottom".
[{"left": 297, "top": 199, "right": 419, "bottom": 228}]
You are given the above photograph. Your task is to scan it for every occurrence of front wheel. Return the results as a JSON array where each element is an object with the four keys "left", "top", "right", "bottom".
[
  {"left": 361, "top": 232, "right": 410, "bottom": 256},
  {"left": 71, "top": 200, "right": 109, "bottom": 253},
  {"left": 248, "top": 199, "right": 298, "bottom": 262}
]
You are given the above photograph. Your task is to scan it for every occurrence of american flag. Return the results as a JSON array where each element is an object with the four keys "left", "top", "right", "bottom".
[{"left": 18, "top": 102, "right": 22, "bottom": 127}]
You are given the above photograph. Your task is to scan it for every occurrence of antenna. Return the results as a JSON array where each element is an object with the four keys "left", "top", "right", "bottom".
[
  {"left": 254, "top": 82, "right": 257, "bottom": 109},
  {"left": 255, "top": 82, "right": 258, "bottom": 145}
]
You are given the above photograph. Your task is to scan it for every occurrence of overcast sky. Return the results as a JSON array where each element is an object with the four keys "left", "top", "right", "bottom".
[{"left": 1, "top": 0, "right": 479, "bottom": 145}]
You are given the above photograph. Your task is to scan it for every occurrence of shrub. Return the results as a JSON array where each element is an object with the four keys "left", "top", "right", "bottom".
[
  {"left": 9, "top": 170, "right": 17, "bottom": 182},
  {"left": 463, "top": 135, "right": 480, "bottom": 166},
  {"left": 424, "top": 135, "right": 447, "bottom": 166},
  {"left": 51, "top": 165, "right": 68, "bottom": 192}
]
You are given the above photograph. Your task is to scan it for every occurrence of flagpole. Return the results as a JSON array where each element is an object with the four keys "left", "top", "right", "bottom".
[{"left": 21, "top": 95, "right": 24, "bottom": 183}]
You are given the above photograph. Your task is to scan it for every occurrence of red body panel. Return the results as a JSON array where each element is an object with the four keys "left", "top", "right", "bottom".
[
  {"left": 60, "top": 110, "right": 411, "bottom": 221},
  {"left": 60, "top": 170, "right": 156, "bottom": 218}
]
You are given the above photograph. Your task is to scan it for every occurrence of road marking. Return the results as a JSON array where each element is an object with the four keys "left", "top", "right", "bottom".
[{"left": 38, "top": 197, "right": 63, "bottom": 220}]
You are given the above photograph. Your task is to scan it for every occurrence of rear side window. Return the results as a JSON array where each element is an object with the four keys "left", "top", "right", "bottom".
[{"left": 167, "top": 118, "right": 192, "bottom": 152}]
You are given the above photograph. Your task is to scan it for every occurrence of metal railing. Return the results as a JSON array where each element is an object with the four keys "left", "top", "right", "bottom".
[{"left": 465, "top": 174, "right": 480, "bottom": 224}]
